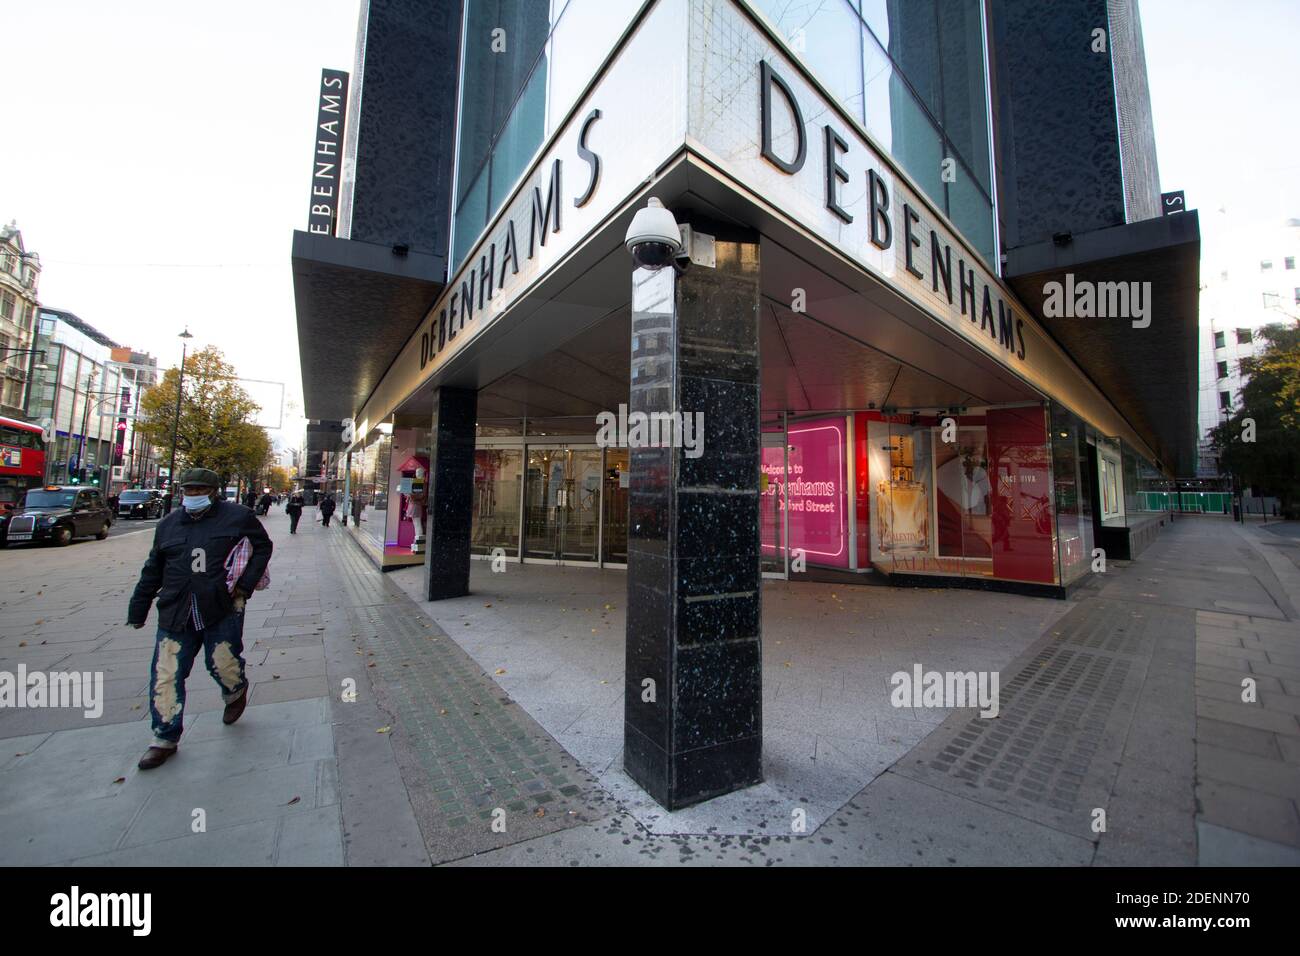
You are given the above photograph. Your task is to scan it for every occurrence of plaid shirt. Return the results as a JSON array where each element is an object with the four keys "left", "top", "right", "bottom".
[{"left": 225, "top": 536, "right": 270, "bottom": 593}]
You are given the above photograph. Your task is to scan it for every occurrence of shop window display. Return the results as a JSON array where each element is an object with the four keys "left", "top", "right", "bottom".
[
  {"left": 345, "top": 426, "right": 393, "bottom": 564},
  {"left": 1049, "top": 403, "right": 1094, "bottom": 586},
  {"left": 472, "top": 448, "right": 524, "bottom": 557},
  {"left": 1097, "top": 437, "right": 1124, "bottom": 521},
  {"left": 866, "top": 406, "right": 1055, "bottom": 584},
  {"left": 384, "top": 426, "right": 431, "bottom": 566},
  {"left": 761, "top": 416, "right": 849, "bottom": 570}
]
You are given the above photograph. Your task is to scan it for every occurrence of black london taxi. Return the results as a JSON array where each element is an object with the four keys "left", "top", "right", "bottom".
[{"left": 0, "top": 485, "right": 114, "bottom": 547}]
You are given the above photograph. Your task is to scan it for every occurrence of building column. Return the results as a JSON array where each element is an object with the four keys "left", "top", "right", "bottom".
[
  {"left": 623, "top": 231, "right": 763, "bottom": 810},
  {"left": 424, "top": 385, "right": 477, "bottom": 601}
]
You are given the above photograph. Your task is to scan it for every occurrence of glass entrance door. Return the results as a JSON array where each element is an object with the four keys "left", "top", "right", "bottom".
[
  {"left": 761, "top": 422, "right": 788, "bottom": 577},
  {"left": 524, "top": 446, "right": 602, "bottom": 563},
  {"left": 602, "top": 448, "right": 629, "bottom": 565}
]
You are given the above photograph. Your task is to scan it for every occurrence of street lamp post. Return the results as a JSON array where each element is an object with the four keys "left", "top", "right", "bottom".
[{"left": 165, "top": 328, "right": 193, "bottom": 512}]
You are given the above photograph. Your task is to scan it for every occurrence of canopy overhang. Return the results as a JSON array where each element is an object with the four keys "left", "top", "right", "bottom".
[
  {"left": 291, "top": 230, "right": 446, "bottom": 421},
  {"left": 1004, "top": 211, "right": 1202, "bottom": 475}
]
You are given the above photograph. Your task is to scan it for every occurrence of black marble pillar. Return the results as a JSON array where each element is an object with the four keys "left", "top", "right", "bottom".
[
  {"left": 425, "top": 385, "right": 477, "bottom": 601},
  {"left": 623, "top": 233, "right": 762, "bottom": 810}
]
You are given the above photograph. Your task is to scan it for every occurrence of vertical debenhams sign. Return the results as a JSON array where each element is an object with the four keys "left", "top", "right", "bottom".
[{"left": 308, "top": 69, "right": 349, "bottom": 236}]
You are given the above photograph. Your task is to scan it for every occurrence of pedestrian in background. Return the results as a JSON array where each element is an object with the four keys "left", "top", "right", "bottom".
[
  {"left": 286, "top": 492, "right": 304, "bottom": 534},
  {"left": 125, "top": 467, "right": 272, "bottom": 770},
  {"left": 319, "top": 493, "right": 336, "bottom": 527}
]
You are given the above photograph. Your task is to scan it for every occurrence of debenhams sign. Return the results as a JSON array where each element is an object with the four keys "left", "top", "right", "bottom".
[
  {"left": 408, "top": 59, "right": 1028, "bottom": 391},
  {"left": 751, "top": 61, "right": 1027, "bottom": 363}
]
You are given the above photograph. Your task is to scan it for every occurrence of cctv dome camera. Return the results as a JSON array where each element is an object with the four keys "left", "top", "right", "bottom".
[{"left": 624, "top": 197, "right": 682, "bottom": 270}]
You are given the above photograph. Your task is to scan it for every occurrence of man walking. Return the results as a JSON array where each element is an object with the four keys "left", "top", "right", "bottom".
[
  {"left": 319, "top": 493, "right": 336, "bottom": 527},
  {"left": 126, "top": 468, "right": 273, "bottom": 769},
  {"left": 286, "top": 492, "right": 304, "bottom": 534}
]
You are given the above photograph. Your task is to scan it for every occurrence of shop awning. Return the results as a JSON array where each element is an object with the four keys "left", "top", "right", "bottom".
[
  {"left": 1003, "top": 211, "right": 1201, "bottom": 475},
  {"left": 291, "top": 230, "right": 445, "bottom": 421}
]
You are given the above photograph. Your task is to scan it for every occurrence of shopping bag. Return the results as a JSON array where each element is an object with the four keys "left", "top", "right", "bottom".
[{"left": 224, "top": 537, "right": 270, "bottom": 592}]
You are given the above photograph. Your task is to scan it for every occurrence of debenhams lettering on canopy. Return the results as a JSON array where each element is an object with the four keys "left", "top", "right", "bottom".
[
  {"left": 759, "top": 61, "right": 1027, "bottom": 363},
  {"left": 419, "top": 110, "right": 604, "bottom": 372}
]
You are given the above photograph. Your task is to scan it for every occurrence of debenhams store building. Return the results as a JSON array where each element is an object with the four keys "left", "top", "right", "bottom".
[{"left": 294, "top": 0, "right": 1200, "bottom": 808}]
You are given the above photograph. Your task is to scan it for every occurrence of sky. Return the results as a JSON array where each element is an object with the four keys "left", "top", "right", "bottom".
[
  {"left": 1, "top": 0, "right": 1296, "bottom": 451},
  {"left": 1, "top": 0, "right": 360, "bottom": 452},
  {"left": 1140, "top": 0, "right": 1300, "bottom": 265}
]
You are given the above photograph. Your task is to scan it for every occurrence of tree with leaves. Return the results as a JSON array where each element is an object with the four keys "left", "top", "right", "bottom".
[
  {"left": 135, "top": 346, "right": 273, "bottom": 489},
  {"left": 264, "top": 464, "right": 293, "bottom": 493},
  {"left": 1211, "top": 322, "right": 1300, "bottom": 517}
]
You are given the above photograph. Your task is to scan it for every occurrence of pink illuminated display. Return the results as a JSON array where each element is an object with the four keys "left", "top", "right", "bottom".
[{"left": 761, "top": 418, "right": 848, "bottom": 569}]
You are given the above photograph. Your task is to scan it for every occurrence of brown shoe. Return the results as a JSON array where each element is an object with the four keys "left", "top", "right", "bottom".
[
  {"left": 138, "top": 746, "right": 176, "bottom": 770},
  {"left": 222, "top": 686, "right": 249, "bottom": 725}
]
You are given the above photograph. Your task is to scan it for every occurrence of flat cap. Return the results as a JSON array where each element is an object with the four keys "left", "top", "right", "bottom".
[{"left": 178, "top": 467, "right": 221, "bottom": 488}]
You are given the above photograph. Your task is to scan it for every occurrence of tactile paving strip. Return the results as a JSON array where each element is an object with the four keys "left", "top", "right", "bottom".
[{"left": 894, "top": 600, "right": 1154, "bottom": 840}]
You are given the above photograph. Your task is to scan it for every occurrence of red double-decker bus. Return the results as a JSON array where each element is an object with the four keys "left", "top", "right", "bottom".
[{"left": 0, "top": 416, "right": 47, "bottom": 515}]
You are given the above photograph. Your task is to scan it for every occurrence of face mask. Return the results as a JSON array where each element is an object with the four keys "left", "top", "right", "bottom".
[{"left": 182, "top": 494, "right": 212, "bottom": 513}]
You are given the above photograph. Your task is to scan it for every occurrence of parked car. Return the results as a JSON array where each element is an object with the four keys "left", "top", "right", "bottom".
[
  {"left": 0, "top": 485, "right": 114, "bottom": 547},
  {"left": 117, "top": 488, "right": 164, "bottom": 519}
]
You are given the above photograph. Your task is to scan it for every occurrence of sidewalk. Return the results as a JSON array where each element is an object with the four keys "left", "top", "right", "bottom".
[
  {"left": 0, "top": 507, "right": 614, "bottom": 866},
  {"left": 2, "top": 509, "right": 1297, "bottom": 865},
  {"left": 0, "top": 508, "right": 341, "bottom": 865}
]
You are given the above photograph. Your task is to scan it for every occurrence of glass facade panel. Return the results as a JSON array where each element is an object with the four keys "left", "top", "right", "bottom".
[
  {"left": 947, "top": 158, "right": 996, "bottom": 264},
  {"left": 879, "top": 0, "right": 939, "bottom": 115},
  {"left": 453, "top": 0, "right": 552, "bottom": 270},
  {"left": 756, "top": 2, "right": 998, "bottom": 266},
  {"left": 452, "top": 166, "right": 489, "bottom": 276},
  {"left": 601, "top": 448, "right": 629, "bottom": 563},
  {"left": 937, "top": 0, "right": 990, "bottom": 190},
  {"left": 760, "top": 415, "right": 787, "bottom": 574},
  {"left": 886, "top": 74, "right": 945, "bottom": 221},
  {"left": 487, "top": 63, "right": 548, "bottom": 215},
  {"left": 472, "top": 448, "right": 524, "bottom": 557},
  {"left": 1050, "top": 403, "right": 1094, "bottom": 586},
  {"left": 347, "top": 428, "right": 392, "bottom": 563}
]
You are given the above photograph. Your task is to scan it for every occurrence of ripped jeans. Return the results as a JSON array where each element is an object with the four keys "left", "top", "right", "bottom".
[{"left": 148, "top": 610, "right": 248, "bottom": 747}]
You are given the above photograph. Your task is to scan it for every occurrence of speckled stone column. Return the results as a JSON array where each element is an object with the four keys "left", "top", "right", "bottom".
[
  {"left": 623, "top": 234, "right": 762, "bottom": 810},
  {"left": 424, "top": 386, "right": 477, "bottom": 601}
]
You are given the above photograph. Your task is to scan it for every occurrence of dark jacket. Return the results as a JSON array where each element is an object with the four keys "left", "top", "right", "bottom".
[
  {"left": 128, "top": 498, "right": 273, "bottom": 631},
  {"left": 319, "top": 496, "right": 336, "bottom": 516},
  {"left": 285, "top": 496, "right": 303, "bottom": 518}
]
